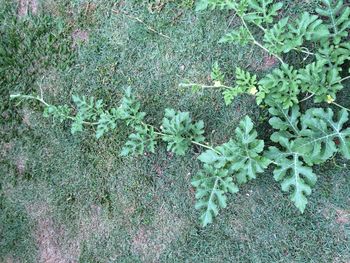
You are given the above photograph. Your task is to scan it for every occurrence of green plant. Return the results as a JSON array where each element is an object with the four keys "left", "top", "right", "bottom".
[
  {"left": 181, "top": 0, "right": 350, "bottom": 217},
  {"left": 193, "top": 116, "right": 270, "bottom": 226},
  {"left": 8, "top": 0, "right": 350, "bottom": 228},
  {"left": 10, "top": 86, "right": 268, "bottom": 226},
  {"left": 267, "top": 105, "right": 350, "bottom": 211}
]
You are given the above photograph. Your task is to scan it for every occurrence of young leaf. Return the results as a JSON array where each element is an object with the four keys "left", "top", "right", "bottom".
[
  {"left": 96, "top": 108, "right": 120, "bottom": 139},
  {"left": 244, "top": 0, "right": 283, "bottom": 26},
  {"left": 258, "top": 64, "right": 300, "bottom": 108},
  {"left": 120, "top": 125, "right": 157, "bottom": 156},
  {"left": 71, "top": 95, "right": 102, "bottom": 134},
  {"left": 298, "top": 59, "right": 343, "bottom": 103},
  {"left": 211, "top": 61, "right": 225, "bottom": 82},
  {"left": 195, "top": 0, "right": 237, "bottom": 11},
  {"left": 222, "top": 67, "right": 257, "bottom": 105},
  {"left": 317, "top": 41, "right": 350, "bottom": 69},
  {"left": 161, "top": 109, "right": 205, "bottom": 155},
  {"left": 198, "top": 116, "right": 269, "bottom": 182},
  {"left": 316, "top": 0, "right": 350, "bottom": 44},
  {"left": 43, "top": 104, "right": 71, "bottom": 122},
  {"left": 219, "top": 26, "right": 252, "bottom": 46},
  {"left": 119, "top": 87, "right": 146, "bottom": 127},
  {"left": 192, "top": 164, "right": 239, "bottom": 227}
]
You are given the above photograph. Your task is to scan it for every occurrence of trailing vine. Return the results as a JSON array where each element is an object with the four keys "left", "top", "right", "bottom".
[
  {"left": 10, "top": 0, "right": 350, "bottom": 227},
  {"left": 182, "top": 0, "right": 350, "bottom": 223}
]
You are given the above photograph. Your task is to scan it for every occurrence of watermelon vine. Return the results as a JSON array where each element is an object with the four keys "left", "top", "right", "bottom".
[
  {"left": 183, "top": 0, "right": 350, "bottom": 223},
  {"left": 10, "top": 0, "right": 350, "bottom": 227}
]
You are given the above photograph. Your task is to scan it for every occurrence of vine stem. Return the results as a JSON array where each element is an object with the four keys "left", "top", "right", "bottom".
[
  {"left": 331, "top": 101, "right": 350, "bottom": 112},
  {"left": 10, "top": 94, "right": 49, "bottom": 107},
  {"left": 239, "top": 16, "right": 284, "bottom": 65},
  {"left": 154, "top": 130, "right": 220, "bottom": 154},
  {"left": 10, "top": 94, "right": 99, "bottom": 125},
  {"left": 299, "top": 93, "right": 315, "bottom": 102},
  {"left": 179, "top": 83, "right": 231, "bottom": 90},
  {"left": 191, "top": 141, "right": 220, "bottom": 154},
  {"left": 340, "top": 75, "right": 350, "bottom": 83},
  {"left": 12, "top": 94, "right": 220, "bottom": 154}
]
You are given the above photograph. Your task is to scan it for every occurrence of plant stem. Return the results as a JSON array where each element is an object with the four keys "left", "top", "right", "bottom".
[
  {"left": 12, "top": 93, "right": 221, "bottom": 154},
  {"left": 191, "top": 141, "right": 220, "bottom": 154},
  {"left": 299, "top": 93, "right": 315, "bottom": 102},
  {"left": 154, "top": 129, "right": 220, "bottom": 154},
  {"left": 179, "top": 83, "right": 231, "bottom": 90},
  {"left": 10, "top": 94, "right": 49, "bottom": 107},
  {"left": 331, "top": 101, "right": 350, "bottom": 112},
  {"left": 10, "top": 93, "right": 99, "bottom": 126},
  {"left": 340, "top": 75, "right": 350, "bottom": 83},
  {"left": 239, "top": 16, "right": 284, "bottom": 64}
]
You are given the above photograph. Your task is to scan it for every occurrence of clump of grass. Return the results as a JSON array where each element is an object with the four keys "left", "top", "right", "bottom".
[
  {"left": 0, "top": 194, "right": 37, "bottom": 262},
  {"left": 0, "top": 0, "right": 75, "bottom": 114}
]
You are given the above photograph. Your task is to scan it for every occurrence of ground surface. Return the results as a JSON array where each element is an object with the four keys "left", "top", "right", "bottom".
[{"left": 0, "top": 0, "right": 349, "bottom": 262}]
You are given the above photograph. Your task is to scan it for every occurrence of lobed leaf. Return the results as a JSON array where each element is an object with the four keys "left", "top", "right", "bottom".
[
  {"left": 298, "top": 59, "right": 343, "bottom": 103},
  {"left": 198, "top": 116, "right": 269, "bottom": 182},
  {"left": 161, "top": 109, "right": 205, "bottom": 155},
  {"left": 258, "top": 64, "right": 300, "bottom": 108},
  {"left": 219, "top": 26, "right": 252, "bottom": 46},
  {"left": 300, "top": 108, "right": 350, "bottom": 161},
  {"left": 244, "top": 0, "right": 283, "bottom": 26},
  {"left": 120, "top": 125, "right": 157, "bottom": 156},
  {"left": 96, "top": 108, "right": 120, "bottom": 139},
  {"left": 263, "top": 12, "right": 329, "bottom": 54},
  {"left": 192, "top": 165, "right": 239, "bottom": 227},
  {"left": 267, "top": 140, "right": 317, "bottom": 213},
  {"left": 222, "top": 67, "right": 257, "bottom": 105},
  {"left": 316, "top": 0, "right": 350, "bottom": 44}
]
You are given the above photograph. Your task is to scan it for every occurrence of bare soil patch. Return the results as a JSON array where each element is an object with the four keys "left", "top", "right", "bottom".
[
  {"left": 132, "top": 205, "right": 187, "bottom": 262},
  {"left": 18, "top": 0, "right": 38, "bottom": 17}
]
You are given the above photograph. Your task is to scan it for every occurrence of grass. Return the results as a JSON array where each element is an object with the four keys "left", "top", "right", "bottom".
[{"left": 1, "top": 0, "right": 349, "bottom": 262}]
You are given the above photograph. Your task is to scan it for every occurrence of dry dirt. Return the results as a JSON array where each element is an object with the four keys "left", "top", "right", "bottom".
[
  {"left": 131, "top": 205, "right": 187, "bottom": 262},
  {"left": 18, "top": 0, "right": 38, "bottom": 17},
  {"left": 26, "top": 202, "right": 111, "bottom": 262}
]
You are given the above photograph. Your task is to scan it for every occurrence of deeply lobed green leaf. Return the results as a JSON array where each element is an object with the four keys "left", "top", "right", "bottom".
[
  {"left": 268, "top": 106, "right": 350, "bottom": 212},
  {"left": 195, "top": 116, "right": 269, "bottom": 226},
  {"left": 244, "top": 0, "right": 283, "bottom": 26},
  {"left": 298, "top": 59, "right": 343, "bottom": 103},
  {"left": 120, "top": 125, "right": 157, "bottom": 156},
  {"left": 266, "top": 139, "right": 317, "bottom": 213},
  {"left": 316, "top": 0, "right": 350, "bottom": 44},
  {"left": 258, "top": 64, "right": 300, "bottom": 108},
  {"left": 222, "top": 67, "right": 257, "bottom": 105},
  {"left": 192, "top": 165, "right": 239, "bottom": 227},
  {"left": 161, "top": 109, "right": 205, "bottom": 155}
]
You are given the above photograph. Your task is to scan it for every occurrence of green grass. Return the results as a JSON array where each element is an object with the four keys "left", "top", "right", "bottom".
[{"left": 1, "top": 0, "right": 349, "bottom": 262}]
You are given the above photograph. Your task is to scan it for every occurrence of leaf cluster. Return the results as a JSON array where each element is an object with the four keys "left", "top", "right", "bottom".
[{"left": 192, "top": 0, "right": 350, "bottom": 221}]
